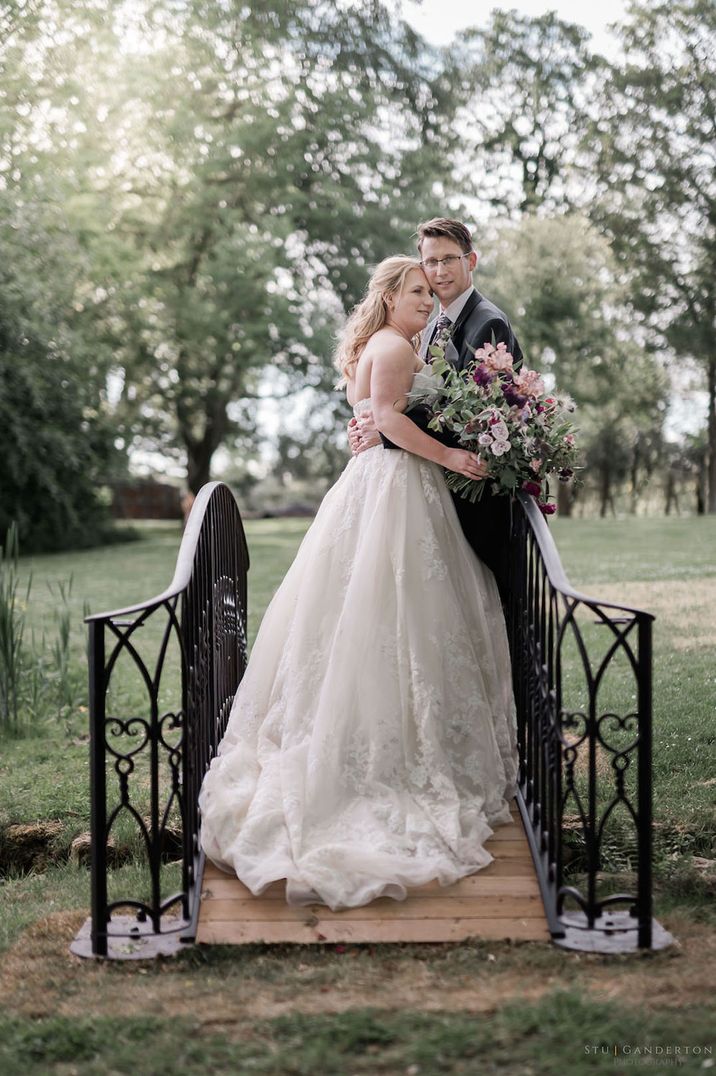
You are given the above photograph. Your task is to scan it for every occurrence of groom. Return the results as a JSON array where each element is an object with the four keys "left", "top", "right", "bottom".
[{"left": 348, "top": 217, "right": 523, "bottom": 603}]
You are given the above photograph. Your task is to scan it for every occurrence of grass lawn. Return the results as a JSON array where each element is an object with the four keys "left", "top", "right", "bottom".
[{"left": 0, "top": 513, "right": 714, "bottom": 1073}]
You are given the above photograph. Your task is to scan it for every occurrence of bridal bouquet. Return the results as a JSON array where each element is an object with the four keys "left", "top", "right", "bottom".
[{"left": 409, "top": 340, "right": 580, "bottom": 513}]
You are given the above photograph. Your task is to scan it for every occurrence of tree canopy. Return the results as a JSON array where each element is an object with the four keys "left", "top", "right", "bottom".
[
  {"left": 1, "top": 0, "right": 713, "bottom": 538},
  {"left": 586, "top": 0, "right": 716, "bottom": 508}
]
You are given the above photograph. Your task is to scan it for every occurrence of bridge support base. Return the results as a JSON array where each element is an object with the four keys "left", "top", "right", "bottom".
[
  {"left": 553, "top": 912, "right": 675, "bottom": 953},
  {"left": 70, "top": 915, "right": 192, "bottom": 961}
]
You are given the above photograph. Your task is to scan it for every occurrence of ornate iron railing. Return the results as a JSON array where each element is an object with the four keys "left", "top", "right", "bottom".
[
  {"left": 71, "top": 482, "right": 249, "bottom": 959},
  {"left": 508, "top": 493, "right": 672, "bottom": 952},
  {"left": 72, "top": 480, "right": 670, "bottom": 957}
]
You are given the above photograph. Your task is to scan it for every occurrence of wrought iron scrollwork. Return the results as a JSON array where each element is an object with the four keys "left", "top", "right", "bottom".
[
  {"left": 73, "top": 483, "right": 249, "bottom": 958},
  {"left": 507, "top": 493, "right": 671, "bottom": 951}
]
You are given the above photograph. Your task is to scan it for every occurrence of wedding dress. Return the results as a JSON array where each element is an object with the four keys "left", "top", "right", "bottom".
[{"left": 199, "top": 367, "right": 519, "bottom": 911}]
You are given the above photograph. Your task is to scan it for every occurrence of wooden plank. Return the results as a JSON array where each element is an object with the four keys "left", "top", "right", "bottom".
[
  {"left": 479, "top": 842, "right": 531, "bottom": 858},
  {"left": 196, "top": 798, "right": 550, "bottom": 947},
  {"left": 202, "top": 873, "right": 541, "bottom": 901},
  {"left": 200, "top": 894, "right": 543, "bottom": 922},
  {"left": 197, "top": 917, "right": 549, "bottom": 945},
  {"left": 481, "top": 823, "right": 526, "bottom": 841}
]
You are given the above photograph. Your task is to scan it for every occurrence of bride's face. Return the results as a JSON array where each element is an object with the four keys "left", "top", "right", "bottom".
[{"left": 389, "top": 268, "right": 434, "bottom": 335}]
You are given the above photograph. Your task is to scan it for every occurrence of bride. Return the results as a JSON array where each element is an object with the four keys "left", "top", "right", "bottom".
[{"left": 198, "top": 256, "right": 519, "bottom": 911}]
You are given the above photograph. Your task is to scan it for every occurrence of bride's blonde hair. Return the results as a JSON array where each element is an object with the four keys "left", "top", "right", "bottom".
[{"left": 334, "top": 256, "right": 423, "bottom": 386}]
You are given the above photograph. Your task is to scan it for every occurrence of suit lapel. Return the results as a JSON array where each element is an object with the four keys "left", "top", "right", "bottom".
[
  {"left": 453, "top": 289, "right": 480, "bottom": 336},
  {"left": 450, "top": 290, "right": 480, "bottom": 358}
]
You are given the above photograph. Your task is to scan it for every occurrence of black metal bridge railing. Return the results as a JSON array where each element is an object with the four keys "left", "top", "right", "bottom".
[
  {"left": 72, "top": 482, "right": 671, "bottom": 958},
  {"left": 71, "top": 482, "right": 249, "bottom": 959},
  {"left": 508, "top": 492, "right": 672, "bottom": 952}
]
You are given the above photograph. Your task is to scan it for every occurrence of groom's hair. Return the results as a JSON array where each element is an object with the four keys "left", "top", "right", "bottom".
[{"left": 416, "top": 218, "right": 473, "bottom": 254}]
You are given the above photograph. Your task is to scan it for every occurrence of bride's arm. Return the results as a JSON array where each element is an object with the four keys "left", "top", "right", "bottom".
[{"left": 370, "top": 346, "right": 487, "bottom": 479}]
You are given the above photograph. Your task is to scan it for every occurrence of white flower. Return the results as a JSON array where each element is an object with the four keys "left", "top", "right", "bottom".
[
  {"left": 491, "top": 439, "right": 511, "bottom": 456},
  {"left": 491, "top": 420, "right": 509, "bottom": 441},
  {"left": 478, "top": 433, "right": 493, "bottom": 446}
]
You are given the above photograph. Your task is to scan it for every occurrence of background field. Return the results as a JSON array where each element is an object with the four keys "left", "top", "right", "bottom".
[{"left": 0, "top": 516, "right": 714, "bottom": 1073}]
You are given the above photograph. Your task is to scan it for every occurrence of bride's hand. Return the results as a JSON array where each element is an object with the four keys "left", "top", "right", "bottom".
[{"left": 443, "top": 448, "right": 490, "bottom": 481}]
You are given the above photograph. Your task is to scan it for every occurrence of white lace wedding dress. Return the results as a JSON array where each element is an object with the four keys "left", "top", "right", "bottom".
[{"left": 199, "top": 368, "right": 519, "bottom": 911}]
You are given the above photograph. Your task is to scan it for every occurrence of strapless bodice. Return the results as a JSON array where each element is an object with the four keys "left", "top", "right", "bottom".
[{"left": 352, "top": 365, "right": 438, "bottom": 417}]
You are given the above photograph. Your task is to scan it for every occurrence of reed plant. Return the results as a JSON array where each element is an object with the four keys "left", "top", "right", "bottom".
[
  {"left": 0, "top": 525, "right": 82, "bottom": 735},
  {"left": 0, "top": 524, "right": 31, "bottom": 732}
]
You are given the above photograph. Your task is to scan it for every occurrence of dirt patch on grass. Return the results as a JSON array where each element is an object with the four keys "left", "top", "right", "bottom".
[
  {"left": 0, "top": 909, "right": 713, "bottom": 1028},
  {"left": 584, "top": 579, "right": 716, "bottom": 651},
  {"left": 0, "top": 822, "right": 183, "bottom": 877},
  {"left": 0, "top": 822, "right": 65, "bottom": 875}
]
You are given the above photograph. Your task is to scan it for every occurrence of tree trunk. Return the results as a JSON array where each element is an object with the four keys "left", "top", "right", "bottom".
[
  {"left": 184, "top": 418, "right": 226, "bottom": 495},
  {"left": 557, "top": 480, "right": 573, "bottom": 516},
  {"left": 664, "top": 471, "right": 679, "bottom": 516},
  {"left": 179, "top": 387, "right": 228, "bottom": 495},
  {"left": 708, "top": 354, "right": 716, "bottom": 513},
  {"left": 599, "top": 466, "right": 611, "bottom": 519},
  {"left": 187, "top": 441, "right": 214, "bottom": 495},
  {"left": 630, "top": 443, "right": 640, "bottom": 515}
]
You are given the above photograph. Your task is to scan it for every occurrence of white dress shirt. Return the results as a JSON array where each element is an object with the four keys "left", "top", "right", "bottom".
[{"left": 441, "top": 285, "right": 475, "bottom": 323}]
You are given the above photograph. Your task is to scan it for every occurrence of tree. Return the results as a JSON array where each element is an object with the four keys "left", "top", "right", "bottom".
[
  {"left": 453, "top": 10, "right": 598, "bottom": 215},
  {"left": 0, "top": 197, "right": 122, "bottom": 551},
  {"left": 586, "top": 0, "right": 716, "bottom": 510},
  {"left": 481, "top": 213, "right": 668, "bottom": 514},
  {"left": 1, "top": 1, "right": 467, "bottom": 493},
  {"left": 57, "top": 0, "right": 466, "bottom": 491}
]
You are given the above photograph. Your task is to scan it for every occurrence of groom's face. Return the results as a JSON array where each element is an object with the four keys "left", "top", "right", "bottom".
[{"left": 420, "top": 236, "right": 477, "bottom": 308}]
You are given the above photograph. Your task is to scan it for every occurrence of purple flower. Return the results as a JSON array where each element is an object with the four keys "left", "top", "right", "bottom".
[
  {"left": 502, "top": 383, "right": 527, "bottom": 408},
  {"left": 473, "top": 364, "right": 494, "bottom": 387},
  {"left": 522, "top": 480, "right": 542, "bottom": 497},
  {"left": 538, "top": 501, "right": 557, "bottom": 516}
]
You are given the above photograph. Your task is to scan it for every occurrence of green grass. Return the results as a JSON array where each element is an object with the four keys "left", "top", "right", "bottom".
[
  {"left": 0, "top": 860, "right": 182, "bottom": 954},
  {"left": 0, "top": 992, "right": 712, "bottom": 1074},
  {"left": 15, "top": 518, "right": 310, "bottom": 654},
  {"left": 0, "top": 514, "right": 714, "bottom": 1069},
  {"left": 551, "top": 515, "right": 716, "bottom": 583},
  {"left": 552, "top": 517, "right": 716, "bottom": 857}
]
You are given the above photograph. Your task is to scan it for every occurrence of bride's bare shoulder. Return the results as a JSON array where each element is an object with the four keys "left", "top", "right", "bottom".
[{"left": 365, "top": 329, "right": 416, "bottom": 366}]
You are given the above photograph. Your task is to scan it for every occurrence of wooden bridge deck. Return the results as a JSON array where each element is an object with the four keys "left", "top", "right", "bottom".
[{"left": 197, "top": 800, "right": 549, "bottom": 945}]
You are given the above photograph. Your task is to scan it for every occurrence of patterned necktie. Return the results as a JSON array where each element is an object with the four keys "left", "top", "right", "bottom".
[{"left": 427, "top": 312, "right": 452, "bottom": 362}]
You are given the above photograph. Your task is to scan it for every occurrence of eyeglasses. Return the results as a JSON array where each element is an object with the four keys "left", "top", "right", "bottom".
[{"left": 420, "top": 253, "right": 472, "bottom": 273}]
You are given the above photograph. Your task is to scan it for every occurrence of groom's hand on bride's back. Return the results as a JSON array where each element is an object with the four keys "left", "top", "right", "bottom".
[{"left": 347, "top": 410, "right": 382, "bottom": 456}]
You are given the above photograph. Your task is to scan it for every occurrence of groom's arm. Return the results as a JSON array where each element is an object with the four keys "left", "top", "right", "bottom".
[
  {"left": 380, "top": 405, "right": 458, "bottom": 450},
  {"left": 472, "top": 316, "right": 523, "bottom": 370},
  {"left": 499, "top": 320, "right": 523, "bottom": 369}
]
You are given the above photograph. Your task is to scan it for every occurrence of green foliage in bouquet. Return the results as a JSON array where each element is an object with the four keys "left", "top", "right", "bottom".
[{"left": 412, "top": 341, "right": 581, "bottom": 513}]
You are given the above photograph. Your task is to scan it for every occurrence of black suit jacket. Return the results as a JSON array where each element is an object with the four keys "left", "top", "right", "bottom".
[
  {"left": 382, "top": 288, "right": 523, "bottom": 602},
  {"left": 429, "top": 288, "right": 523, "bottom": 372}
]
